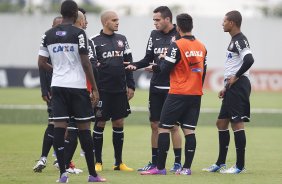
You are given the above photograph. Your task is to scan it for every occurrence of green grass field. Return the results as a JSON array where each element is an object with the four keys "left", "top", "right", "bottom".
[{"left": 0, "top": 88, "right": 282, "bottom": 184}]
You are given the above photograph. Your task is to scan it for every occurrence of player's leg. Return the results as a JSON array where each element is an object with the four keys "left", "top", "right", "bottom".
[
  {"left": 73, "top": 88, "right": 106, "bottom": 182},
  {"left": 92, "top": 91, "right": 108, "bottom": 171},
  {"left": 220, "top": 76, "right": 250, "bottom": 174},
  {"left": 203, "top": 95, "right": 230, "bottom": 173},
  {"left": 176, "top": 96, "right": 201, "bottom": 175},
  {"left": 111, "top": 92, "right": 133, "bottom": 171},
  {"left": 33, "top": 103, "right": 54, "bottom": 172},
  {"left": 93, "top": 121, "right": 105, "bottom": 171},
  {"left": 138, "top": 92, "right": 161, "bottom": 171},
  {"left": 170, "top": 124, "right": 182, "bottom": 172}
]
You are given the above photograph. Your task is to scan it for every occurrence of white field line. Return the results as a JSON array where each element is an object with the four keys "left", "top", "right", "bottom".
[{"left": 0, "top": 105, "right": 282, "bottom": 114}]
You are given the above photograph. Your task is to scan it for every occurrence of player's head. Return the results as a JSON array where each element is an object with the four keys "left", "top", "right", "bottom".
[
  {"left": 176, "top": 13, "right": 193, "bottom": 34},
  {"left": 153, "top": 6, "right": 173, "bottom": 31},
  {"left": 60, "top": 0, "right": 78, "bottom": 22},
  {"left": 74, "top": 11, "right": 85, "bottom": 29},
  {"left": 52, "top": 16, "right": 62, "bottom": 28},
  {"left": 101, "top": 11, "right": 119, "bottom": 33},
  {"left": 223, "top": 10, "right": 242, "bottom": 32},
  {"left": 78, "top": 7, "right": 88, "bottom": 29}
]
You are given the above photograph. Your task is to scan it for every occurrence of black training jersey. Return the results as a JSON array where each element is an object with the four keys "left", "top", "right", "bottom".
[
  {"left": 90, "top": 30, "right": 135, "bottom": 93},
  {"left": 225, "top": 32, "right": 252, "bottom": 80},
  {"left": 134, "top": 25, "right": 178, "bottom": 93},
  {"left": 39, "top": 24, "right": 89, "bottom": 89}
]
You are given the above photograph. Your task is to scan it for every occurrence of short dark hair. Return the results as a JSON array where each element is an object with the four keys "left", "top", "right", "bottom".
[
  {"left": 78, "top": 7, "right": 86, "bottom": 14},
  {"left": 176, "top": 13, "right": 193, "bottom": 33},
  {"left": 60, "top": 0, "right": 78, "bottom": 18},
  {"left": 225, "top": 10, "right": 242, "bottom": 28},
  {"left": 153, "top": 6, "right": 172, "bottom": 23}
]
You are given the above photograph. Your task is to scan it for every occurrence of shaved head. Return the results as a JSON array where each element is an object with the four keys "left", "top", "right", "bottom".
[{"left": 101, "top": 11, "right": 117, "bottom": 25}]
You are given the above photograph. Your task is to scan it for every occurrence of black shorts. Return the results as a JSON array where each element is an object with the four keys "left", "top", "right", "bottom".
[
  {"left": 159, "top": 94, "right": 201, "bottom": 130},
  {"left": 218, "top": 76, "right": 251, "bottom": 123},
  {"left": 51, "top": 87, "right": 94, "bottom": 123},
  {"left": 149, "top": 92, "right": 167, "bottom": 122},
  {"left": 95, "top": 91, "right": 131, "bottom": 122}
]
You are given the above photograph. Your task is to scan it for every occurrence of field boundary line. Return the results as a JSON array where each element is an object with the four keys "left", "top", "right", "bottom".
[{"left": 0, "top": 105, "right": 282, "bottom": 114}]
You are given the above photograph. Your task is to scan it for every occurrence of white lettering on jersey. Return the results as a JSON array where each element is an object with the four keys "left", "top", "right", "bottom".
[
  {"left": 170, "top": 47, "right": 177, "bottom": 59},
  {"left": 185, "top": 51, "right": 203, "bottom": 58},
  {"left": 235, "top": 41, "right": 241, "bottom": 52},
  {"left": 78, "top": 34, "right": 86, "bottom": 49},
  {"left": 147, "top": 37, "right": 153, "bottom": 51},
  {"left": 102, "top": 51, "right": 124, "bottom": 58},
  {"left": 40, "top": 34, "right": 46, "bottom": 47},
  {"left": 88, "top": 45, "right": 94, "bottom": 60},
  {"left": 154, "top": 47, "right": 168, "bottom": 55}
]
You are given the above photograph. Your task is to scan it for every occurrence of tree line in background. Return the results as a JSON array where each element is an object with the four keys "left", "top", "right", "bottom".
[{"left": 0, "top": 0, "right": 282, "bottom": 17}]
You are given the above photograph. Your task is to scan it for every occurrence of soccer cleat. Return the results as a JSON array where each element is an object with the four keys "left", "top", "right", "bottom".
[
  {"left": 140, "top": 167, "right": 167, "bottom": 175},
  {"left": 202, "top": 164, "right": 227, "bottom": 172},
  {"left": 33, "top": 158, "right": 47, "bottom": 172},
  {"left": 137, "top": 162, "right": 156, "bottom": 171},
  {"left": 113, "top": 163, "right": 134, "bottom": 171},
  {"left": 220, "top": 165, "right": 246, "bottom": 174},
  {"left": 95, "top": 163, "right": 103, "bottom": 172},
  {"left": 175, "top": 168, "right": 192, "bottom": 175},
  {"left": 170, "top": 163, "right": 182, "bottom": 172},
  {"left": 88, "top": 175, "right": 106, "bottom": 182},
  {"left": 56, "top": 172, "right": 68, "bottom": 183}
]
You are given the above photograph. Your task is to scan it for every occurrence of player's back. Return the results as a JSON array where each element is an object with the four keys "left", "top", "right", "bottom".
[{"left": 42, "top": 24, "right": 88, "bottom": 89}]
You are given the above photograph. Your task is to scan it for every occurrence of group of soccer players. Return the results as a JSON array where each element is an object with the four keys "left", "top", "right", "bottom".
[{"left": 35, "top": 0, "right": 254, "bottom": 182}]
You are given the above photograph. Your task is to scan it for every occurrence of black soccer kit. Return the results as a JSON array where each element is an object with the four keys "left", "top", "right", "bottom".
[
  {"left": 39, "top": 24, "right": 94, "bottom": 122},
  {"left": 133, "top": 26, "right": 178, "bottom": 122},
  {"left": 90, "top": 30, "right": 135, "bottom": 122},
  {"left": 218, "top": 32, "right": 253, "bottom": 123}
]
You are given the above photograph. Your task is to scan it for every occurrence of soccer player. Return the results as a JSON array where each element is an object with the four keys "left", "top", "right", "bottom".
[
  {"left": 202, "top": 10, "right": 254, "bottom": 174},
  {"left": 125, "top": 6, "right": 182, "bottom": 172},
  {"left": 38, "top": 0, "right": 105, "bottom": 182},
  {"left": 90, "top": 11, "right": 135, "bottom": 172},
  {"left": 62, "top": 10, "right": 87, "bottom": 175},
  {"left": 33, "top": 16, "right": 62, "bottom": 173},
  {"left": 140, "top": 13, "right": 207, "bottom": 175}
]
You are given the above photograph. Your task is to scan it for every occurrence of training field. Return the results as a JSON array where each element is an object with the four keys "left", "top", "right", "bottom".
[{"left": 0, "top": 88, "right": 282, "bottom": 184}]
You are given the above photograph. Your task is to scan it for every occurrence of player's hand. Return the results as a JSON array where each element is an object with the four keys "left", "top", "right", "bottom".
[
  {"left": 227, "top": 76, "right": 239, "bottom": 88},
  {"left": 158, "top": 54, "right": 166, "bottom": 59},
  {"left": 125, "top": 64, "right": 137, "bottom": 71},
  {"left": 218, "top": 88, "right": 226, "bottom": 99},
  {"left": 90, "top": 90, "right": 100, "bottom": 107},
  {"left": 127, "top": 88, "right": 135, "bottom": 101},
  {"left": 42, "top": 92, "right": 51, "bottom": 103},
  {"left": 144, "top": 62, "right": 156, "bottom": 72}
]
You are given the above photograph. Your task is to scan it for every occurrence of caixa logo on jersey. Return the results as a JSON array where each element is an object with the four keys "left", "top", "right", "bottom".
[
  {"left": 53, "top": 45, "right": 74, "bottom": 53},
  {"left": 102, "top": 51, "right": 124, "bottom": 58},
  {"left": 154, "top": 47, "right": 168, "bottom": 55}
]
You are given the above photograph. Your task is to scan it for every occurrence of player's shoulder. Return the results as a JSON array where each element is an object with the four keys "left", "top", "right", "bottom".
[
  {"left": 232, "top": 32, "right": 248, "bottom": 42},
  {"left": 113, "top": 33, "right": 127, "bottom": 40},
  {"left": 89, "top": 34, "right": 100, "bottom": 41}
]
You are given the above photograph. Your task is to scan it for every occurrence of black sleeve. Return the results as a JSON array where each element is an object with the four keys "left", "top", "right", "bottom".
[
  {"left": 133, "top": 32, "right": 154, "bottom": 69},
  {"left": 123, "top": 37, "right": 135, "bottom": 90},
  {"left": 152, "top": 42, "right": 180, "bottom": 75},
  {"left": 88, "top": 39, "right": 99, "bottom": 82},
  {"left": 235, "top": 54, "right": 254, "bottom": 78},
  {"left": 39, "top": 68, "right": 49, "bottom": 97},
  {"left": 77, "top": 30, "right": 89, "bottom": 55}
]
